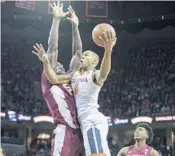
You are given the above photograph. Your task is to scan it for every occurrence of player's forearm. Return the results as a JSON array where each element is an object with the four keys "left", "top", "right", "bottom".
[
  {"left": 47, "top": 17, "right": 60, "bottom": 67},
  {"left": 99, "top": 51, "right": 112, "bottom": 80},
  {"left": 43, "top": 61, "right": 58, "bottom": 84},
  {"left": 72, "top": 25, "right": 82, "bottom": 57},
  {"left": 43, "top": 62, "right": 71, "bottom": 84}
]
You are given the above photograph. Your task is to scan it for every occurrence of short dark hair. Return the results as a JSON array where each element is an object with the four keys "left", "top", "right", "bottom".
[{"left": 136, "top": 123, "right": 153, "bottom": 144}]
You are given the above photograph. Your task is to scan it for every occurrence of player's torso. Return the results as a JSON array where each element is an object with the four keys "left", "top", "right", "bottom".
[
  {"left": 71, "top": 70, "right": 101, "bottom": 114},
  {"left": 127, "top": 145, "right": 152, "bottom": 156},
  {"left": 41, "top": 73, "right": 79, "bottom": 128}
]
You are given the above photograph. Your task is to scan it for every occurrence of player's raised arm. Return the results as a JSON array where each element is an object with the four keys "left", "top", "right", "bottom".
[
  {"left": 47, "top": 1, "right": 69, "bottom": 68},
  {"left": 32, "top": 43, "right": 71, "bottom": 84},
  {"left": 67, "top": 5, "right": 82, "bottom": 72},
  {"left": 94, "top": 30, "right": 116, "bottom": 85}
]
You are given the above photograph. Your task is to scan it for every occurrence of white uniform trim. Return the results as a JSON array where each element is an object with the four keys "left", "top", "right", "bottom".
[{"left": 53, "top": 124, "right": 66, "bottom": 156}]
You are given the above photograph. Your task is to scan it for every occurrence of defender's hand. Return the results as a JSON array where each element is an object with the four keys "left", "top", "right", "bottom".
[
  {"left": 99, "top": 30, "right": 117, "bottom": 52},
  {"left": 49, "top": 1, "right": 69, "bottom": 19},
  {"left": 67, "top": 5, "right": 79, "bottom": 26},
  {"left": 32, "top": 43, "right": 49, "bottom": 63}
]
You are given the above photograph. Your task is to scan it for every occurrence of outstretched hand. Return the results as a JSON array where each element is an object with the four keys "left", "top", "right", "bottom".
[
  {"left": 32, "top": 43, "right": 49, "bottom": 63},
  {"left": 67, "top": 5, "right": 79, "bottom": 26},
  {"left": 99, "top": 30, "right": 117, "bottom": 52},
  {"left": 49, "top": 1, "right": 69, "bottom": 19}
]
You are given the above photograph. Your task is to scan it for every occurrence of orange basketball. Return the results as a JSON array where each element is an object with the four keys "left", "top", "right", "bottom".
[{"left": 92, "top": 23, "right": 116, "bottom": 47}]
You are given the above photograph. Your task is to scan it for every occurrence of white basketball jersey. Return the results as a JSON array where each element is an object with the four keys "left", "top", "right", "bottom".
[{"left": 71, "top": 70, "right": 101, "bottom": 115}]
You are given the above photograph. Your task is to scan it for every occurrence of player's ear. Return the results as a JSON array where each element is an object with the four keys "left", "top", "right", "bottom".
[{"left": 92, "top": 59, "right": 98, "bottom": 67}]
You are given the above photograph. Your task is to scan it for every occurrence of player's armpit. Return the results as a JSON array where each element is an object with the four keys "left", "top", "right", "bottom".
[
  {"left": 116, "top": 147, "right": 128, "bottom": 156},
  {"left": 150, "top": 149, "right": 159, "bottom": 156}
]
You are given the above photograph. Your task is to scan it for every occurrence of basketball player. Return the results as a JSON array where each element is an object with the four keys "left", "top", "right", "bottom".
[
  {"left": 33, "top": 24, "right": 116, "bottom": 156},
  {"left": 33, "top": 2, "right": 84, "bottom": 156},
  {"left": 117, "top": 123, "right": 159, "bottom": 156}
]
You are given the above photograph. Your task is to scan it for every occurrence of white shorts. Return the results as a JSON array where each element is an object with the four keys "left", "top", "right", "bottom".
[
  {"left": 78, "top": 110, "right": 111, "bottom": 156},
  {"left": 51, "top": 125, "right": 85, "bottom": 156}
]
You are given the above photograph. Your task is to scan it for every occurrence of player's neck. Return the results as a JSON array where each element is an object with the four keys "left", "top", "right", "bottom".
[
  {"left": 135, "top": 140, "right": 146, "bottom": 148},
  {"left": 79, "top": 68, "right": 91, "bottom": 74}
]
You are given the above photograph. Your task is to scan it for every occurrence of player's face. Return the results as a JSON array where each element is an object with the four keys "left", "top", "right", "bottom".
[
  {"left": 80, "top": 51, "right": 94, "bottom": 69},
  {"left": 54, "top": 62, "right": 66, "bottom": 75},
  {"left": 134, "top": 127, "right": 148, "bottom": 141}
]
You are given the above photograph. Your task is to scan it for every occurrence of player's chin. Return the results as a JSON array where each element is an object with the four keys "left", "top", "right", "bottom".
[
  {"left": 80, "top": 64, "right": 84, "bottom": 69},
  {"left": 134, "top": 135, "right": 140, "bottom": 140}
]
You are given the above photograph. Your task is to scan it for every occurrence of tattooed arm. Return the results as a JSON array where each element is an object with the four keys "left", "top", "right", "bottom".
[
  {"left": 72, "top": 23, "right": 82, "bottom": 57},
  {"left": 67, "top": 6, "right": 82, "bottom": 72},
  {"left": 47, "top": 2, "right": 69, "bottom": 68},
  {"left": 47, "top": 17, "right": 60, "bottom": 68}
]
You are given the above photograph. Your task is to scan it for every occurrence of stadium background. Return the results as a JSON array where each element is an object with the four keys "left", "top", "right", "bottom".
[{"left": 1, "top": 1, "right": 175, "bottom": 156}]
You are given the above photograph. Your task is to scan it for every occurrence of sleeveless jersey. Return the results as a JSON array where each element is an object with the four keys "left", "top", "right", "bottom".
[
  {"left": 127, "top": 145, "right": 153, "bottom": 156},
  {"left": 71, "top": 70, "right": 101, "bottom": 115},
  {"left": 41, "top": 71, "right": 79, "bottom": 129}
]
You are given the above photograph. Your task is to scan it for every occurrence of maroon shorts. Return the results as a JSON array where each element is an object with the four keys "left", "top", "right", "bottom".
[{"left": 51, "top": 125, "right": 85, "bottom": 156}]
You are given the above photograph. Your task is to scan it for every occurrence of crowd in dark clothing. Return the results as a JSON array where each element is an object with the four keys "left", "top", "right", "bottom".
[{"left": 100, "top": 42, "right": 175, "bottom": 117}]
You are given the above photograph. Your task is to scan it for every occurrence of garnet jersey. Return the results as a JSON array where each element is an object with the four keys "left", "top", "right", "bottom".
[
  {"left": 127, "top": 145, "right": 153, "bottom": 156},
  {"left": 41, "top": 71, "right": 79, "bottom": 129}
]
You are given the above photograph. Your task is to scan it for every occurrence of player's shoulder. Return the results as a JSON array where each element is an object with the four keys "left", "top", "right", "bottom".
[
  {"left": 117, "top": 146, "right": 129, "bottom": 156},
  {"left": 150, "top": 148, "right": 159, "bottom": 156},
  {"left": 122, "top": 146, "right": 129, "bottom": 151},
  {"left": 73, "top": 71, "right": 80, "bottom": 77},
  {"left": 92, "top": 69, "right": 99, "bottom": 79}
]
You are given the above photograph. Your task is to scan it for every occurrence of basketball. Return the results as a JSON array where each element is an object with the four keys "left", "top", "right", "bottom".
[{"left": 92, "top": 23, "right": 116, "bottom": 47}]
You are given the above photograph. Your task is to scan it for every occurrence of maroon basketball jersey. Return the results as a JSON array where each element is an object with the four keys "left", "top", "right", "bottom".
[
  {"left": 127, "top": 145, "right": 153, "bottom": 156},
  {"left": 41, "top": 71, "right": 79, "bottom": 129}
]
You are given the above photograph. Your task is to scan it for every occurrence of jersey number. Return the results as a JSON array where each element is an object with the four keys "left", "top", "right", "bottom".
[{"left": 74, "top": 83, "right": 79, "bottom": 95}]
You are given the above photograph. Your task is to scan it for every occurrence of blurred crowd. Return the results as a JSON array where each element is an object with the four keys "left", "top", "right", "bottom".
[
  {"left": 1, "top": 42, "right": 48, "bottom": 115},
  {"left": 100, "top": 42, "right": 175, "bottom": 117},
  {"left": 1, "top": 41, "right": 175, "bottom": 118}
]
